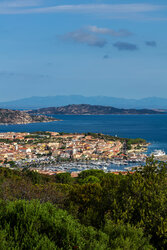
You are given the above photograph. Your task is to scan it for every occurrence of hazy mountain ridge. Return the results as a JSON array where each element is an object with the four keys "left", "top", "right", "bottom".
[
  {"left": 29, "top": 104, "right": 164, "bottom": 115},
  {"left": 1, "top": 96, "right": 167, "bottom": 109}
]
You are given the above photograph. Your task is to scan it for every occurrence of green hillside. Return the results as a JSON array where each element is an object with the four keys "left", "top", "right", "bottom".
[{"left": 0, "top": 158, "right": 166, "bottom": 249}]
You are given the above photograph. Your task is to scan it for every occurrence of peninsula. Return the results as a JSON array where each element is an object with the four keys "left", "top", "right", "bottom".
[
  {"left": 0, "top": 108, "right": 58, "bottom": 124},
  {"left": 29, "top": 104, "right": 164, "bottom": 115},
  {"left": 0, "top": 131, "right": 148, "bottom": 172}
]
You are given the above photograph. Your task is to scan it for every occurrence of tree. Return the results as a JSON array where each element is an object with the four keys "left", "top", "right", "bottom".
[
  {"left": 103, "top": 220, "right": 153, "bottom": 250},
  {"left": 55, "top": 172, "right": 73, "bottom": 184},
  {"left": 0, "top": 199, "right": 109, "bottom": 249},
  {"left": 0, "top": 199, "right": 153, "bottom": 250},
  {"left": 83, "top": 175, "right": 100, "bottom": 184},
  {"left": 105, "top": 158, "right": 167, "bottom": 249}
]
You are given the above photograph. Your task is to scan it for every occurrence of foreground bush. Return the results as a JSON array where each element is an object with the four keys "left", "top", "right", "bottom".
[
  {"left": 0, "top": 199, "right": 152, "bottom": 249},
  {"left": 68, "top": 159, "right": 167, "bottom": 249},
  {"left": 103, "top": 220, "right": 153, "bottom": 250}
]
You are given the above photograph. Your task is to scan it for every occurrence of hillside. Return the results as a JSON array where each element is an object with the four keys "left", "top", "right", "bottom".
[
  {"left": 0, "top": 161, "right": 166, "bottom": 249},
  {"left": 29, "top": 104, "right": 164, "bottom": 115},
  {"left": 0, "top": 109, "right": 57, "bottom": 124}
]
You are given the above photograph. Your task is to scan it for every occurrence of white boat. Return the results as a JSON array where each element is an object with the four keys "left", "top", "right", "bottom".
[{"left": 151, "top": 150, "right": 166, "bottom": 157}]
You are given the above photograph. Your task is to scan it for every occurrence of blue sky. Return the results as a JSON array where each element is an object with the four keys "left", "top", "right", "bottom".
[{"left": 0, "top": 0, "right": 167, "bottom": 101}]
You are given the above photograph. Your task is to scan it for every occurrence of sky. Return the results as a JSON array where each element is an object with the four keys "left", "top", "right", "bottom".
[{"left": 0, "top": 0, "right": 167, "bottom": 101}]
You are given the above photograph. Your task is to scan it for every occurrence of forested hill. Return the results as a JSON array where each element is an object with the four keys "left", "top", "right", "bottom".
[
  {"left": 29, "top": 104, "right": 165, "bottom": 115},
  {"left": 0, "top": 109, "right": 57, "bottom": 124},
  {"left": 0, "top": 159, "right": 166, "bottom": 249}
]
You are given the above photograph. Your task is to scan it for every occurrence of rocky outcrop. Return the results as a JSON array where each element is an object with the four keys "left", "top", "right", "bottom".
[
  {"left": 29, "top": 104, "right": 165, "bottom": 115},
  {"left": 0, "top": 109, "right": 58, "bottom": 124}
]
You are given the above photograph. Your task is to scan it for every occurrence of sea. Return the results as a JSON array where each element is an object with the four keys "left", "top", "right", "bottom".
[{"left": 1, "top": 114, "right": 167, "bottom": 171}]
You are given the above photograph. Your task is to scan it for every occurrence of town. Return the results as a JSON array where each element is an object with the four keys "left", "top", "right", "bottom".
[{"left": 0, "top": 131, "right": 148, "bottom": 174}]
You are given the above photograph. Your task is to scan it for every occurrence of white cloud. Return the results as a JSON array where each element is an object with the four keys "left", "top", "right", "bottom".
[
  {"left": 63, "top": 29, "right": 107, "bottom": 48},
  {"left": 26, "top": 4, "right": 166, "bottom": 14},
  {"left": 87, "top": 26, "right": 132, "bottom": 37},
  {"left": 0, "top": 0, "right": 41, "bottom": 8},
  {"left": 62, "top": 25, "right": 133, "bottom": 48},
  {"left": 0, "top": 3, "right": 165, "bottom": 15}
]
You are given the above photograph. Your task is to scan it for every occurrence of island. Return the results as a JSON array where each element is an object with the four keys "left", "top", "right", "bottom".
[
  {"left": 28, "top": 104, "right": 165, "bottom": 115},
  {"left": 0, "top": 108, "right": 58, "bottom": 124}
]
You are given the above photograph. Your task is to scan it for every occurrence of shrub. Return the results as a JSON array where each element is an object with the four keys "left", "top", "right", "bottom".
[{"left": 0, "top": 199, "right": 109, "bottom": 249}]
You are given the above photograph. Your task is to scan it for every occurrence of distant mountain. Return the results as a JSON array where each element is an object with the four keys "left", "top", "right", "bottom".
[
  {"left": 0, "top": 109, "right": 57, "bottom": 124},
  {"left": 0, "top": 95, "right": 167, "bottom": 110},
  {"left": 29, "top": 104, "right": 165, "bottom": 115}
]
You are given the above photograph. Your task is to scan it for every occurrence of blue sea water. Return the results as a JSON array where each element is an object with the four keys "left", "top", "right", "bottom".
[
  {"left": 0, "top": 114, "right": 167, "bottom": 154},
  {"left": 1, "top": 114, "right": 167, "bottom": 171}
]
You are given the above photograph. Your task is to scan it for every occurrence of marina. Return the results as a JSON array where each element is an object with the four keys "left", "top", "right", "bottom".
[
  {"left": 15, "top": 149, "right": 166, "bottom": 174},
  {"left": 20, "top": 157, "right": 146, "bottom": 174}
]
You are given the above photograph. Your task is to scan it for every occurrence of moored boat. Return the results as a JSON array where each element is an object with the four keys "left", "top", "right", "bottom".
[{"left": 151, "top": 150, "right": 166, "bottom": 157}]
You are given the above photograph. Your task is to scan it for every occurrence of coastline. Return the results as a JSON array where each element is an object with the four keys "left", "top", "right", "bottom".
[
  {"left": 0, "top": 119, "right": 61, "bottom": 125},
  {"left": 0, "top": 131, "right": 149, "bottom": 174},
  {"left": 32, "top": 113, "right": 166, "bottom": 116}
]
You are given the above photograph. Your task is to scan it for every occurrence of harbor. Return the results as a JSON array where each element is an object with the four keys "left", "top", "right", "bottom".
[
  {"left": 0, "top": 131, "right": 166, "bottom": 175},
  {"left": 20, "top": 149, "right": 166, "bottom": 175},
  {"left": 25, "top": 157, "right": 146, "bottom": 175}
]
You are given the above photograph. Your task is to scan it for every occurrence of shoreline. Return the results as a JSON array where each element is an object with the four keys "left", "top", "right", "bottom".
[
  {"left": 32, "top": 113, "right": 166, "bottom": 116},
  {"left": 0, "top": 119, "right": 61, "bottom": 125},
  {"left": 1, "top": 131, "right": 166, "bottom": 175}
]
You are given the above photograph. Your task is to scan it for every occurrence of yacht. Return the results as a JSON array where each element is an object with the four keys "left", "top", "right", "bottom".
[{"left": 151, "top": 150, "right": 166, "bottom": 157}]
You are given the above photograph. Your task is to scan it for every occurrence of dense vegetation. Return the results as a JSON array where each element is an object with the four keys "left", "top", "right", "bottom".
[
  {"left": 0, "top": 200, "right": 153, "bottom": 250},
  {"left": 85, "top": 132, "right": 146, "bottom": 146},
  {"left": 0, "top": 158, "right": 166, "bottom": 249}
]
